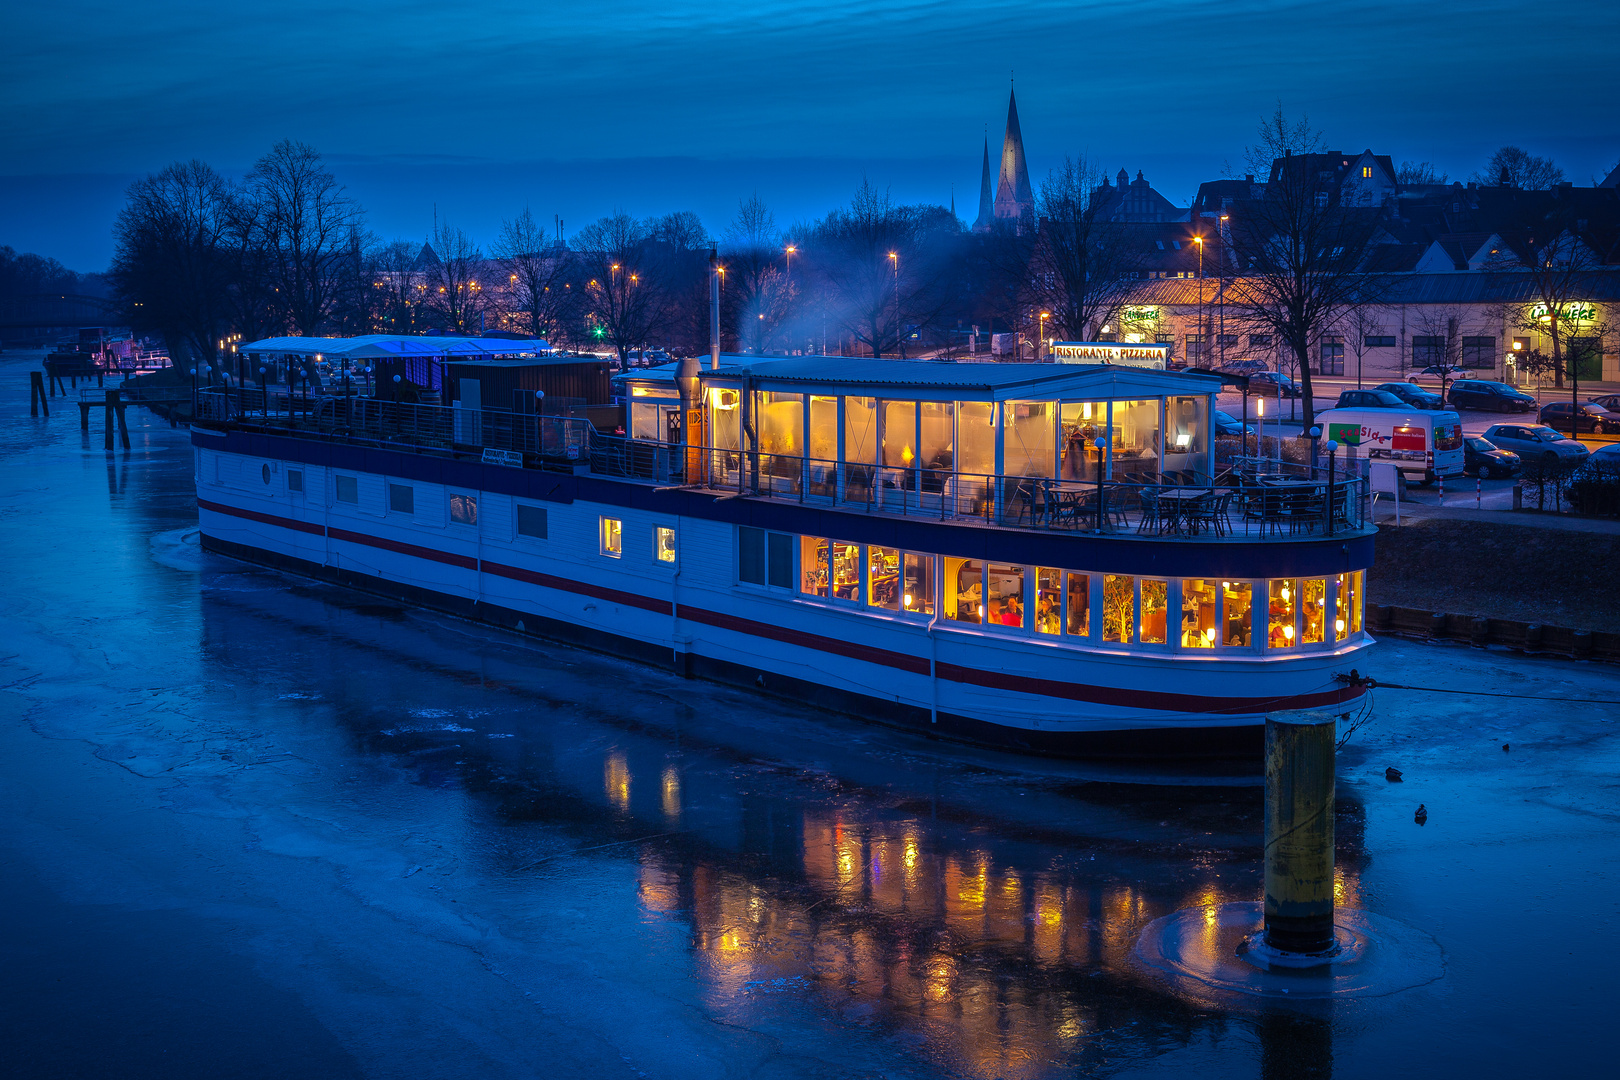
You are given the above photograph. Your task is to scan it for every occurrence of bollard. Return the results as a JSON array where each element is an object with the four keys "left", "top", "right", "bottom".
[
  {"left": 1513, "top": 485, "right": 1523, "bottom": 510},
  {"left": 1263, "top": 710, "right": 1338, "bottom": 955},
  {"left": 1476, "top": 476, "right": 1481, "bottom": 509},
  {"left": 1430, "top": 612, "right": 1449, "bottom": 638},
  {"left": 1438, "top": 474, "right": 1444, "bottom": 506}
]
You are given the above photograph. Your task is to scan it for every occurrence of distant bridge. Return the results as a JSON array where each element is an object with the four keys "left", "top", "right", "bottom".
[{"left": 0, "top": 293, "right": 122, "bottom": 333}]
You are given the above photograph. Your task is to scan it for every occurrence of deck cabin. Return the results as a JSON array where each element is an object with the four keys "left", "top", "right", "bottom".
[{"left": 618, "top": 356, "right": 1218, "bottom": 515}]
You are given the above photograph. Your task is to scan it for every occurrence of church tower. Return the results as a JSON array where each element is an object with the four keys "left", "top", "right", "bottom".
[
  {"left": 993, "top": 87, "right": 1034, "bottom": 229},
  {"left": 973, "top": 134, "right": 995, "bottom": 233}
]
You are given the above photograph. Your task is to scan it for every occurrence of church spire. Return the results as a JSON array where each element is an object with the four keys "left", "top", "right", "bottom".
[
  {"left": 973, "top": 132, "right": 995, "bottom": 232},
  {"left": 994, "top": 86, "right": 1034, "bottom": 228}
]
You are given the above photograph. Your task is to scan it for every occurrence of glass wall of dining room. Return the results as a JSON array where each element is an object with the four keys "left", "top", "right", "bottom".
[{"left": 706, "top": 389, "right": 1213, "bottom": 488}]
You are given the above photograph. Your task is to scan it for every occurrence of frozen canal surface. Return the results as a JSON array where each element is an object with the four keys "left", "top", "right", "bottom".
[{"left": 3, "top": 356, "right": 1618, "bottom": 1079}]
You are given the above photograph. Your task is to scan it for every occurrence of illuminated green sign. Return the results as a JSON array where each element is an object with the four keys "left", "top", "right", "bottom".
[
  {"left": 1119, "top": 306, "right": 1159, "bottom": 323},
  {"left": 1531, "top": 302, "right": 1597, "bottom": 323}
]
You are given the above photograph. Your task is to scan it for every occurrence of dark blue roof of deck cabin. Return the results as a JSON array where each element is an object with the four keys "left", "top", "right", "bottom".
[{"left": 621, "top": 355, "right": 1219, "bottom": 398}]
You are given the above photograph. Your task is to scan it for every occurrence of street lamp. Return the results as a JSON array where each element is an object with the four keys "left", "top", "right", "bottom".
[
  {"left": 785, "top": 245, "right": 796, "bottom": 278},
  {"left": 1217, "top": 215, "right": 1229, "bottom": 368},
  {"left": 888, "top": 252, "right": 900, "bottom": 359},
  {"left": 1093, "top": 436, "right": 1108, "bottom": 532},
  {"left": 1325, "top": 438, "right": 1339, "bottom": 536},
  {"left": 1038, "top": 312, "right": 1050, "bottom": 361},
  {"left": 1194, "top": 235, "right": 1206, "bottom": 368}
]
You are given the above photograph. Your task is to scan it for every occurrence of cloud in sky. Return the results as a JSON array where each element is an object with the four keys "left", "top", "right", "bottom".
[{"left": 4, "top": 1, "right": 1618, "bottom": 268}]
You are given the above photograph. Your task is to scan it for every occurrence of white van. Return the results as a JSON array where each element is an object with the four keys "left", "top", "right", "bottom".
[{"left": 1316, "top": 407, "right": 1465, "bottom": 484}]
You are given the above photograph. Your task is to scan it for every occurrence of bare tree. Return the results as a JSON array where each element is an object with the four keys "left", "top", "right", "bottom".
[
  {"left": 1396, "top": 161, "right": 1448, "bottom": 185},
  {"left": 243, "top": 140, "right": 362, "bottom": 335},
  {"left": 572, "top": 213, "right": 669, "bottom": 369},
  {"left": 1027, "top": 156, "right": 1141, "bottom": 341},
  {"left": 495, "top": 208, "right": 569, "bottom": 342},
  {"left": 109, "top": 160, "right": 235, "bottom": 374},
  {"left": 807, "top": 179, "right": 960, "bottom": 358},
  {"left": 1227, "top": 107, "right": 1390, "bottom": 430},
  {"left": 720, "top": 194, "right": 796, "bottom": 354},
  {"left": 371, "top": 239, "right": 428, "bottom": 335},
  {"left": 1475, "top": 146, "right": 1564, "bottom": 190},
  {"left": 1487, "top": 203, "right": 1610, "bottom": 396},
  {"left": 423, "top": 220, "right": 489, "bottom": 335},
  {"left": 1341, "top": 300, "right": 1389, "bottom": 389}
]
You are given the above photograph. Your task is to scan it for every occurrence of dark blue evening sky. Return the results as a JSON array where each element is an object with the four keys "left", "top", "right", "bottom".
[{"left": 4, "top": 0, "right": 1617, "bottom": 270}]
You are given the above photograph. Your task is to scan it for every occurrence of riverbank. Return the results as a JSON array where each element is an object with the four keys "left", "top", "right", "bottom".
[{"left": 1369, "top": 516, "right": 1620, "bottom": 633}]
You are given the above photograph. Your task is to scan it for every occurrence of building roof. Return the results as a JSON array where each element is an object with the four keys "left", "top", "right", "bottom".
[
  {"left": 621, "top": 354, "right": 1219, "bottom": 400},
  {"left": 243, "top": 335, "right": 551, "bottom": 359}
]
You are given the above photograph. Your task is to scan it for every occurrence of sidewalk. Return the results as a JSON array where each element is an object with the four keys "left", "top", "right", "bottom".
[{"left": 1373, "top": 501, "right": 1620, "bottom": 535}]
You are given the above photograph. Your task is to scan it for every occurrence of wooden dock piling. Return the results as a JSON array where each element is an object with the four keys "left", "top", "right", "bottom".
[
  {"left": 1263, "top": 709, "right": 1338, "bottom": 955},
  {"left": 30, "top": 371, "right": 50, "bottom": 417}
]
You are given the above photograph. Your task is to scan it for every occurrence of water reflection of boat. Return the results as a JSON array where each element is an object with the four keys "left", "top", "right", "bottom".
[{"left": 193, "top": 354, "right": 1372, "bottom": 756}]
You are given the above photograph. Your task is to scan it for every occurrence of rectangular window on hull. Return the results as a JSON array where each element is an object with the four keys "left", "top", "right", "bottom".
[
  {"left": 869, "top": 547, "right": 900, "bottom": 610},
  {"left": 739, "top": 528, "right": 795, "bottom": 589},
  {"left": 1035, "top": 568, "right": 1062, "bottom": 635},
  {"left": 1335, "top": 571, "right": 1363, "bottom": 637},
  {"left": 1103, "top": 574, "right": 1134, "bottom": 643},
  {"left": 903, "top": 554, "right": 934, "bottom": 616},
  {"left": 1223, "top": 581, "right": 1253, "bottom": 646},
  {"left": 656, "top": 526, "right": 676, "bottom": 563},
  {"left": 517, "top": 504, "right": 548, "bottom": 539},
  {"left": 985, "top": 563, "right": 1026, "bottom": 629},
  {"left": 599, "top": 516, "right": 621, "bottom": 557},
  {"left": 1182, "top": 578, "right": 1217, "bottom": 648},
  {"left": 1140, "top": 578, "right": 1168, "bottom": 644},
  {"left": 287, "top": 469, "right": 304, "bottom": 493},
  {"left": 945, "top": 558, "right": 983, "bottom": 624},
  {"left": 1066, "top": 573, "right": 1090, "bottom": 637},
  {"left": 389, "top": 483, "right": 414, "bottom": 514},
  {"left": 800, "top": 537, "right": 828, "bottom": 597},
  {"left": 1302, "top": 577, "right": 1327, "bottom": 644},
  {"left": 451, "top": 494, "right": 477, "bottom": 526},
  {"left": 335, "top": 475, "right": 358, "bottom": 504},
  {"left": 1268, "top": 579, "right": 1298, "bottom": 648}
]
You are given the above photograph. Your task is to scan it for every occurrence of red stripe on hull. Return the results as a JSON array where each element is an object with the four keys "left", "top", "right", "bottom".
[
  {"left": 482, "top": 560, "right": 673, "bottom": 616},
  {"left": 199, "top": 498, "right": 323, "bottom": 536}
]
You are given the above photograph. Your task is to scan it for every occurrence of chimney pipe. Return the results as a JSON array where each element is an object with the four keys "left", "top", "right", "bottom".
[{"left": 709, "top": 248, "right": 721, "bottom": 371}]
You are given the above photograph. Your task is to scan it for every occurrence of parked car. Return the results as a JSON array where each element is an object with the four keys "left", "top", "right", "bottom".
[
  {"left": 1446, "top": 380, "right": 1537, "bottom": 412},
  {"left": 1588, "top": 393, "right": 1620, "bottom": 412},
  {"left": 1216, "top": 359, "right": 1270, "bottom": 377},
  {"left": 1417, "top": 364, "right": 1467, "bottom": 379},
  {"left": 1212, "top": 409, "right": 1253, "bottom": 436},
  {"left": 1463, "top": 436, "right": 1520, "bottom": 479},
  {"left": 1571, "top": 442, "right": 1620, "bottom": 483},
  {"left": 1246, "top": 371, "right": 1304, "bottom": 398},
  {"left": 1539, "top": 400, "right": 1620, "bottom": 434},
  {"left": 1480, "top": 423, "right": 1592, "bottom": 465},
  {"left": 1336, "top": 389, "right": 1406, "bottom": 408},
  {"left": 1374, "top": 382, "right": 1444, "bottom": 409}
]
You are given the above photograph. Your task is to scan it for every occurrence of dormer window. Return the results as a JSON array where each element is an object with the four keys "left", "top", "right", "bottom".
[{"left": 1362, "top": 166, "right": 1373, "bottom": 178}]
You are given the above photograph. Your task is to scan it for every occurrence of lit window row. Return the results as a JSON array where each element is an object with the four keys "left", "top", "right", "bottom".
[
  {"left": 738, "top": 527, "right": 1363, "bottom": 651},
  {"left": 599, "top": 516, "right": 676, "bottom": 563}
]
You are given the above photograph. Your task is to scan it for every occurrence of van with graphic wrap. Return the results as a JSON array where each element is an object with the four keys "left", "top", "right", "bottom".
[{"left": 1315, "top": 406, "right": 1465, "bottom": 485}]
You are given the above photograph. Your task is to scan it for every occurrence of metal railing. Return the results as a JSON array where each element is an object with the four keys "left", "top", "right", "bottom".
[
  {"left": 590, "top": 436, "right": 1370, "bottom": 539},
  {"left": 196, "top": 388, "right": 592, "bottom": 462}
]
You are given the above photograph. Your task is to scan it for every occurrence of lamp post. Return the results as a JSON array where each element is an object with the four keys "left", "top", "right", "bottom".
[
  {"left": 888, "top": 251, "right": 900, "bottom": 359},
  {"left": 1039, "top": 312, "right": 1050, "bottom": 362},
  {"left": 189, "top": 366, "right": 197, "bottom": 417},
  {"left": 1308, "top": 423, "right": 1322, "bottom": 474},
  {"left": 1217, "top": 214, "right": 1229, "bottom": 368},
  {"left": 785, "top": 244, "right": 796, "bottom": 279},
  {"left": 1093, "top": 436, "right": 1107, "bottom": 532},
  {"left": 259, "top": 365, "right": 268, "bottom": 418},
  {"left": 1325, "top": 438, "right": 1339, "bottom": 536},
  {"left": 1194, "top": 235, "right": 1206, "bottom": 368}
]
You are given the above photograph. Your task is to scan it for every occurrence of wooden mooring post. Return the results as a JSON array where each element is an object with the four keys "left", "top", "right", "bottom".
[
  {"left": 1263, "top": 709, "right": 1338, "bottom": 955},
  {"left": 30, "top": 371, "right": 50, "bottom": 417},
  {"left": 100, "top": 390, "right": 130, "bottom": 451}
]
